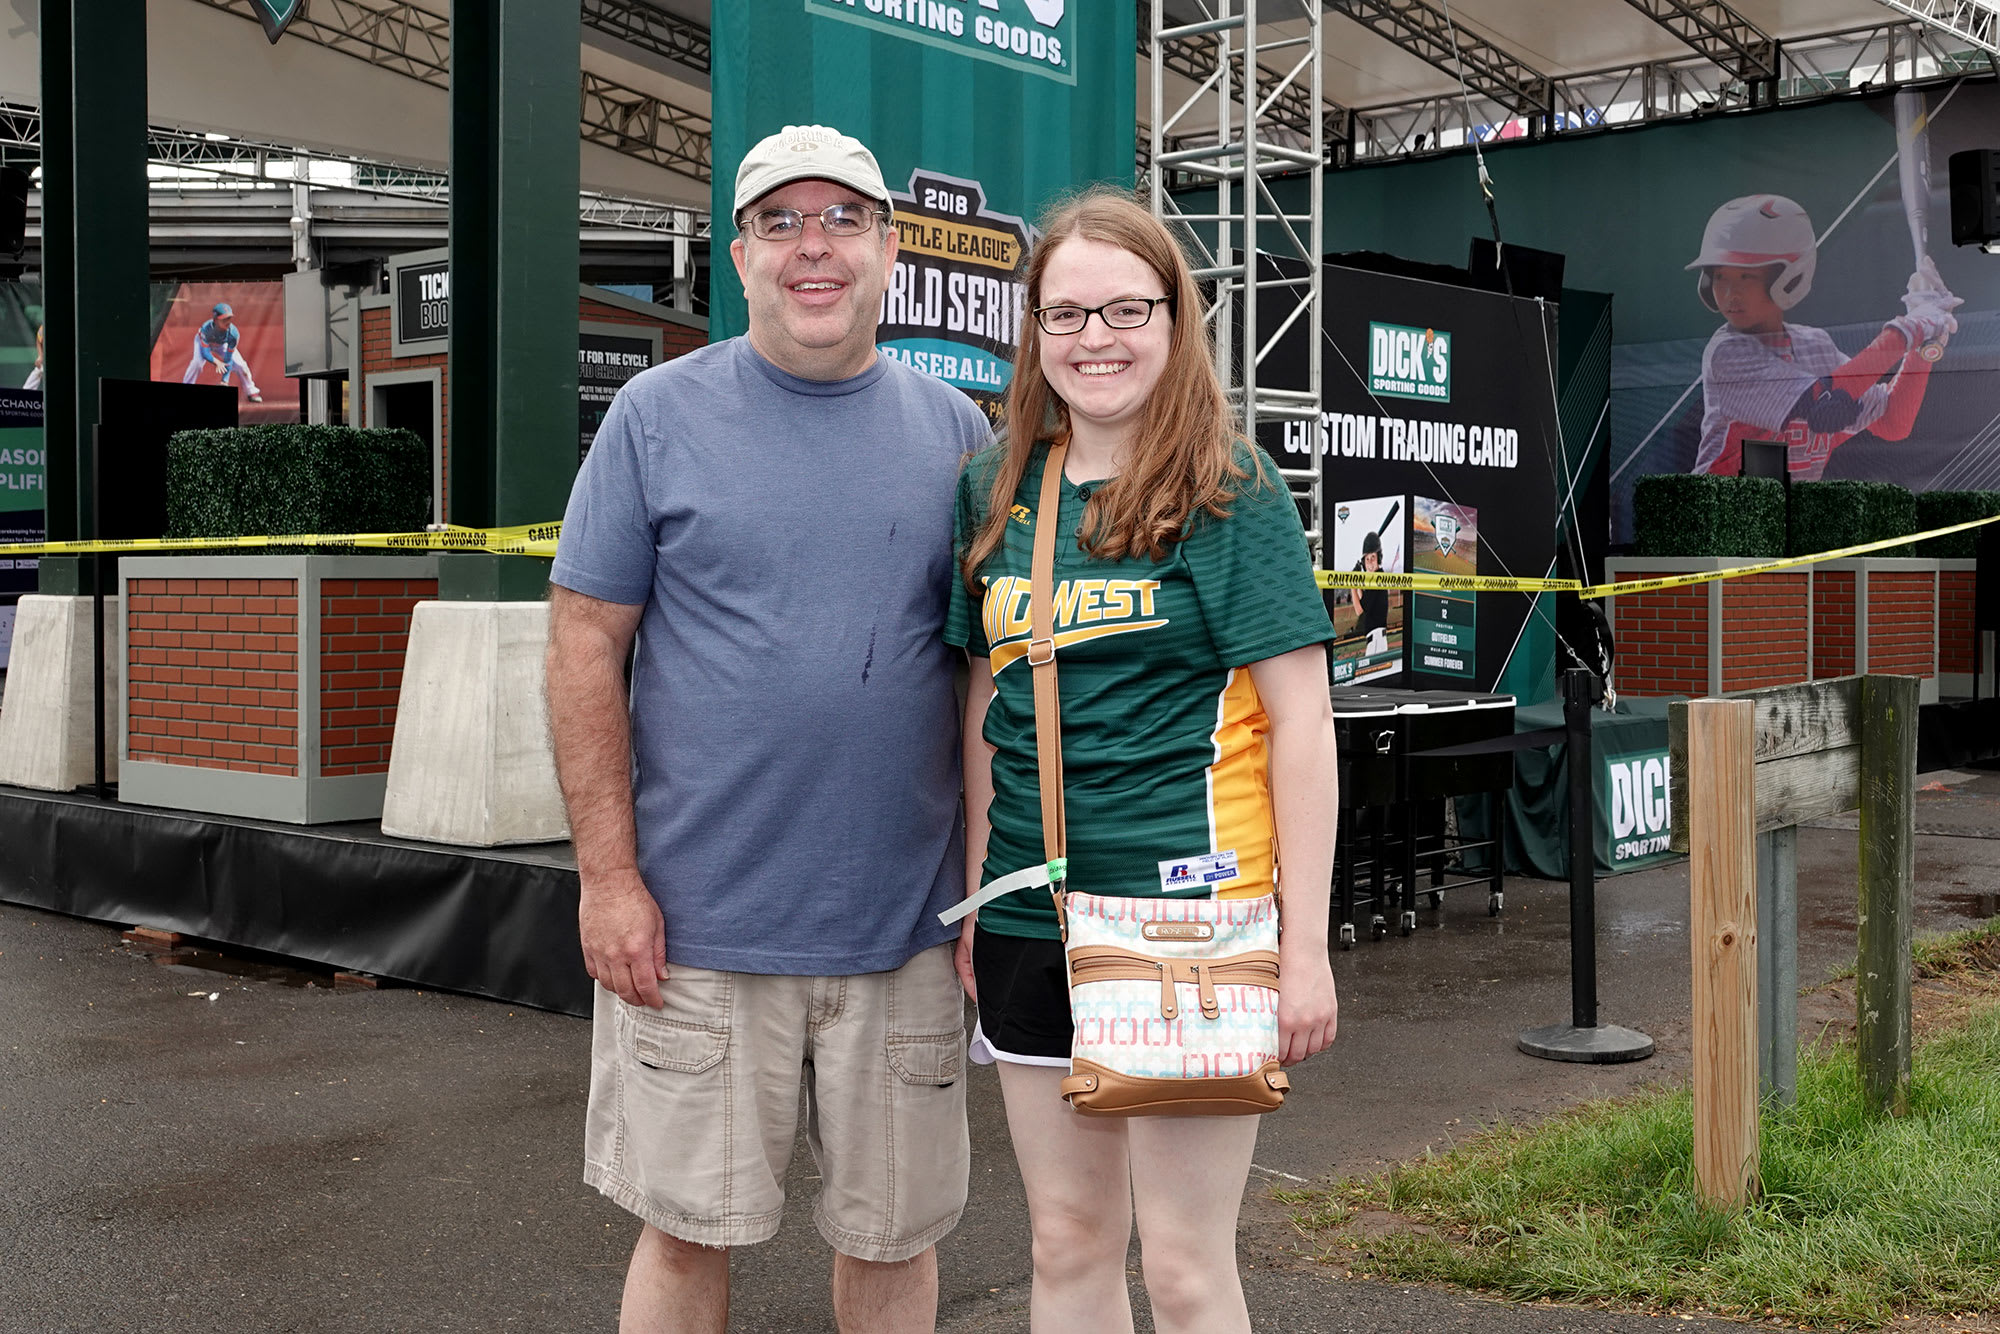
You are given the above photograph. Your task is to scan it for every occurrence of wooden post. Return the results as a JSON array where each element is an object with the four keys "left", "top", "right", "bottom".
[
  {"left": 1857, "top": 674, "right": 1917, "bottom": 1117},
  {"left": 1687, "top": 697, "right": 1759, "bottom": 1210}
]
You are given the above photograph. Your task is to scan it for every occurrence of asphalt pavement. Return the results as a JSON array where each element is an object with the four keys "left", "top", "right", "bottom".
[{"left": 5, "top": 770, "right": 1998, "bottom": 1333}]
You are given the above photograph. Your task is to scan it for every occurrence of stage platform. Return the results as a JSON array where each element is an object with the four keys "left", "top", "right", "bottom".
[{"left": 0, "top": 784, "right": 591, "bottom": 1016}]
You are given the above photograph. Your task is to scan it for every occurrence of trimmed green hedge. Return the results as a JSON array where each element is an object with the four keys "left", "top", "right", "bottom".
[
  {"left": 1786, "top": 479, "right": 1915, "bottom": 559},
  {"left": 1914, "top": 490, "right": 2000, "bottom": 559},
  {"left": 1631, "top": 474, "right": 1786, "bottom": 557},
  {"left": 165, "top": 425, "right": 430, "bottom": 540}
]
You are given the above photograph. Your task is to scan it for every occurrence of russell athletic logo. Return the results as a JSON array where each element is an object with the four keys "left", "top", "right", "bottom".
[{"left": 1369, "top": 321, "right": 1451, "bottom": 403}]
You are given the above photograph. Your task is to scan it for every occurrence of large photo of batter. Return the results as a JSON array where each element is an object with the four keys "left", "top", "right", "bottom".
[
  {"left": 1609, "top": 83, "right": 2000, "bottom": 533},
  {"left": 1330, "top": 494, "right": 1404, "bottom": 686}
]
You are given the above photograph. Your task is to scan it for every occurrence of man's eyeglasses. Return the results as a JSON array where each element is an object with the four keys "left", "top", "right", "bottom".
[
  {"left": 1033, "top": 297, "right": 1174, "bottom": 336},
  {"left": 740, "top": 203, "right": 887, "bottom": 241}
]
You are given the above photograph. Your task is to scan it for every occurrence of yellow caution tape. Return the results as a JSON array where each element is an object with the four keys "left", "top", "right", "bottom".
[
  {"left": 1576, "top": 512, "right": 2000, "bottom": 600},
  {"left": 1317, "top": 570, "right": 1578, "bottom": 593},
  {"left": 0, "top": 522, "right": 563, "bottom": 560}
]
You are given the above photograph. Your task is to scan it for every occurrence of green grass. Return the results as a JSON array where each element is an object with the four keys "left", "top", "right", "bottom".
[{"left": 1290, "top": 927, "right": 2000, "bottom": 1329}]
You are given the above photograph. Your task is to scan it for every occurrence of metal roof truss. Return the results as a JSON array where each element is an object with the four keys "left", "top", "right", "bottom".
[{"left": 1345, "top": 17, "right": 1995, "bottom": 161}]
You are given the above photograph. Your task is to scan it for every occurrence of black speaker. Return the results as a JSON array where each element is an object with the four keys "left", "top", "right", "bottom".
[
  {"left": 0, "top": 166, "right": 27, "bottom": 256},
  {"left": 1740, "top": 439, "right": 1789, "bottom": 483},
  {"left": 1467, "top": 237, "right": 1565, "bottom": 302},
  {"left": 1949, "top": 149, "right": 2000, "bottom": 248}
]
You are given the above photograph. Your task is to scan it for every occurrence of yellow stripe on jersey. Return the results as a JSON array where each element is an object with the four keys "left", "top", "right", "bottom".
[
  {"left": 988, "top": 619, "right": 1170, "bottom": 674},
  {"left": 1206, "top": 666, "right": 1277, "bottom": 900}
]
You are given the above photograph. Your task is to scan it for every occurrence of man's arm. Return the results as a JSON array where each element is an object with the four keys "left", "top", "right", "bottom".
[
  {"left": 546, "top": 583, "right": 665, "bottom": 1008},
  {"left": 954, "top": 658, "right": 998, "bottom": 1000}
]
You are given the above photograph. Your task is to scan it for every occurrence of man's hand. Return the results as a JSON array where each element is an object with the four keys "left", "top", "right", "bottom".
[
  {"left": 581, "top": 869, "right": 669, "bottom": 1008},
  {"left": 1276, "top": 955, "right": 1338, "bottom": 1067},
  {"left": 953, "top": 915, "right": 978, "bottom": 1003}
]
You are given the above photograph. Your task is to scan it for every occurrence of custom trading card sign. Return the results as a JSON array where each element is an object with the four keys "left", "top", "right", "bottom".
[
  {"left": 710, "top": 3, "right": 1135, "bottom": 423},
  {"left": 1264, "top": 264, "right": 1560, "bottom": 693}
]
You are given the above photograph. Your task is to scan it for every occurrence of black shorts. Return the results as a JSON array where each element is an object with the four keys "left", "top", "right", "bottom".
[{"left": 971, "top": 927, "right": 1072, "bottom": 1060}]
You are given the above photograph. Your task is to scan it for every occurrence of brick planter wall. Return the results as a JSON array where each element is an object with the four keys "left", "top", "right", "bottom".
[
  {"left": 319, "top": 578, "right": 429, "bottom": 776},
  {"left": 119, "top": 555, "right": 438, "bottom": 823},
  {"left": 1814, "top": 569, "right": 1856, "bottom": 679},
  {"left": 1811, "top": 559, "right": 1940, "bottom": 705},
  {"left": 1938, "top": 560, "right": 1978, "bottom": 696},
  {"left": 126, "top": 576, "right": 300, "bottom": 775},
  {"left": 1605, "top": 559, "right": 1812, "bottom": 698}
]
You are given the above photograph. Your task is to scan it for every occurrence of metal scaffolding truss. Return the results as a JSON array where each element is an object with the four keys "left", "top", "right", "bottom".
[
  {"left": 1139, "top": 0, "right": 1345, "bottom": 167},
  {"left": 1345, "top": 18, "right": 1995, "bottom": 160},
  {"left": 1149, "top": 2, "right": 1326, "bottom": 552},
  {"left": 1613, "top": 0, "right": 1777, "bottom": 80},
  {"left": 187, "top": 0, "right": 714, "bottom": 178},
  {"left": 1327, "top": 0, "right": 1552, "bottom": 118},
  {"left": 1875, "top": 0, "right": 2000, "bottom": 56}
]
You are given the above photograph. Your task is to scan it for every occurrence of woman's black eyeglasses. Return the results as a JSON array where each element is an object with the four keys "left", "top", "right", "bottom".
[{"left": 1032, "top": 296, "right": 1174, "bottom": 336}]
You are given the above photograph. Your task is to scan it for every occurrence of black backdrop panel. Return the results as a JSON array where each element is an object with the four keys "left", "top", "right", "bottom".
[
  {"left": 95, "top": 378, "right": 237, "bottom": 541},
  {"left": 1261, "top": 263, "right": 1562, "bottom": 693}
]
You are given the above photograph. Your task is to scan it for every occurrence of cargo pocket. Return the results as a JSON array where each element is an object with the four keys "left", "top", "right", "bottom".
[
  {"left": 887, "top": 1034, "right": 963, "bottom": 1087},
  {"left": 623, "top": 1006, "right": 727, "bottom": 1073}
]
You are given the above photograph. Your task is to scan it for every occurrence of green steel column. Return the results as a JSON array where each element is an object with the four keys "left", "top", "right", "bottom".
[
  {"left": 38, "top": 0, "right": 151, "bottom": 593},
  {"left": 444, "top": 0, "right": 580, "bottom": 601}
]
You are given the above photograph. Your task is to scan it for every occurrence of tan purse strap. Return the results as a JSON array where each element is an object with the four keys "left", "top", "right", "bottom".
[{"left": 1028, "top": 440, "right": 1069, "bottom": 896}]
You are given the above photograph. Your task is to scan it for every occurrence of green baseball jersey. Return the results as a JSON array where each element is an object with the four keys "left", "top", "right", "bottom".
[{"left": 945, "top": 441, "right": 1335, "bottom": 939}]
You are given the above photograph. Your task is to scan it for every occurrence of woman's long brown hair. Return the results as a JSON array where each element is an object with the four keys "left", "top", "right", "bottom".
[{"left": 960, "top": 188, "right": 1257, "bottom": 590}]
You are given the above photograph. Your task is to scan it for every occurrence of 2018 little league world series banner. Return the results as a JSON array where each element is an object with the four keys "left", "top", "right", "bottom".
[{"left": 710, "top": 2, "right": 1135, "bottom": 422}]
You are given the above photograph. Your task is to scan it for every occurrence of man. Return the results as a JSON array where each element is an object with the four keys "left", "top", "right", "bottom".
[
  {"left": 180, "top": 302, "right": 263, "bottom": 402},
  {"left": 546, "top": 125, "right": 989, "bottom": 1334}
]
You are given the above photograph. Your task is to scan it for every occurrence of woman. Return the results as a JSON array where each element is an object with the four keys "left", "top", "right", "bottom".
[{"left": 944, "top": 189, "right": 1340, "bottom": 1334}]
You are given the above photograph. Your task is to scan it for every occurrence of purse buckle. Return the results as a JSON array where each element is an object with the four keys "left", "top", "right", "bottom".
[{"left": 1027, "top": 636, "right": 1056, "bottom": 666}]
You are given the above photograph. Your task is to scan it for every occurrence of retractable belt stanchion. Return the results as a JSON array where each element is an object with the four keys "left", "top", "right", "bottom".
[{"left": 1518, "top": 668, "right": 1656, "bottom": 1064}]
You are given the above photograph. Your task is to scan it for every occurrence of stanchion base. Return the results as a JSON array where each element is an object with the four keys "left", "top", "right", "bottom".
[{"left": 1518, "top": 1022, "right": 1655, "bottom": 1064}]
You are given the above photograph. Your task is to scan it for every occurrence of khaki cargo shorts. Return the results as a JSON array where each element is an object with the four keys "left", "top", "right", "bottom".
[{"left": 583, "top": 943, "right": 970, "bottom": 1262}]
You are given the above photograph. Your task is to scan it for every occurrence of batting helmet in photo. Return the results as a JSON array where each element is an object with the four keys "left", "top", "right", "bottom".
[{"left": 1685, "top": 195, "right": 1817, "bottom": 312}]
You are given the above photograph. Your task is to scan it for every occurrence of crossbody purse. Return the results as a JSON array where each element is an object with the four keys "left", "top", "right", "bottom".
[{"left": 944, "top": 441, "right": 1289, "bottom": 1117}]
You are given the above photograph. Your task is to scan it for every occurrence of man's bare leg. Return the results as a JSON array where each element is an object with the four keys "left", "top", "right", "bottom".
[
  {"left": 831, "top": 1246, "right": 937, "bottom": 1334},
  {"left": 620, "top": 1225, "right": 728, "bottom": 1334}
]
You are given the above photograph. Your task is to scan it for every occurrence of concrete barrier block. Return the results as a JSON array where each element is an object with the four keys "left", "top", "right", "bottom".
[
  {"left": 380, "top": 600, "right": 568, "bottom": 847},
  {"left": 0, "top": 595, "right": 121, "bottom": 791}
]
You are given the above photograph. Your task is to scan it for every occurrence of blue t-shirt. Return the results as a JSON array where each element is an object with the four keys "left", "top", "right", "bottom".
[{"left": 551, "top": 336, "right": 992, "bottom": 975}]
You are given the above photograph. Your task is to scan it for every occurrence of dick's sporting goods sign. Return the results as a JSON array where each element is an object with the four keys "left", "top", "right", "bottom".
[
  {"left": 710, "top": 5, "right": 1133, "bottom": 386},
  {"left": 1369, "top": 322, "right": 1451, "bottom": 402},
  {"left": 1604, "top": 746, "right": 1674, "bottom": 869},
  {"left": 804, "top": 0, "right": 1074, "bottom": 83}
]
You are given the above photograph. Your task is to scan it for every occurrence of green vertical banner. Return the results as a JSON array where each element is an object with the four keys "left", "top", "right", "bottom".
[{"left": 711, "top": 1, "right": 1136, "bottom": 422}]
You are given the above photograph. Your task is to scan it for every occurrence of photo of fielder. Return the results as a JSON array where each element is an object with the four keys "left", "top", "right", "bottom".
[
  {"left": 1685, "top": 92, "right": 1961, "bottom": 482},
  {"left": 1330, "top": 494, "right": 1404, "bottom": 685},
  {"left": 180, "top": 302, "right": 264, "bottom": 403}
]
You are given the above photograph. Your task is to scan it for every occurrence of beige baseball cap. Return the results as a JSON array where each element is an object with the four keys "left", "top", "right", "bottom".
[{"left": 732, "top": 124, "right": 892, "bottom": 223}]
